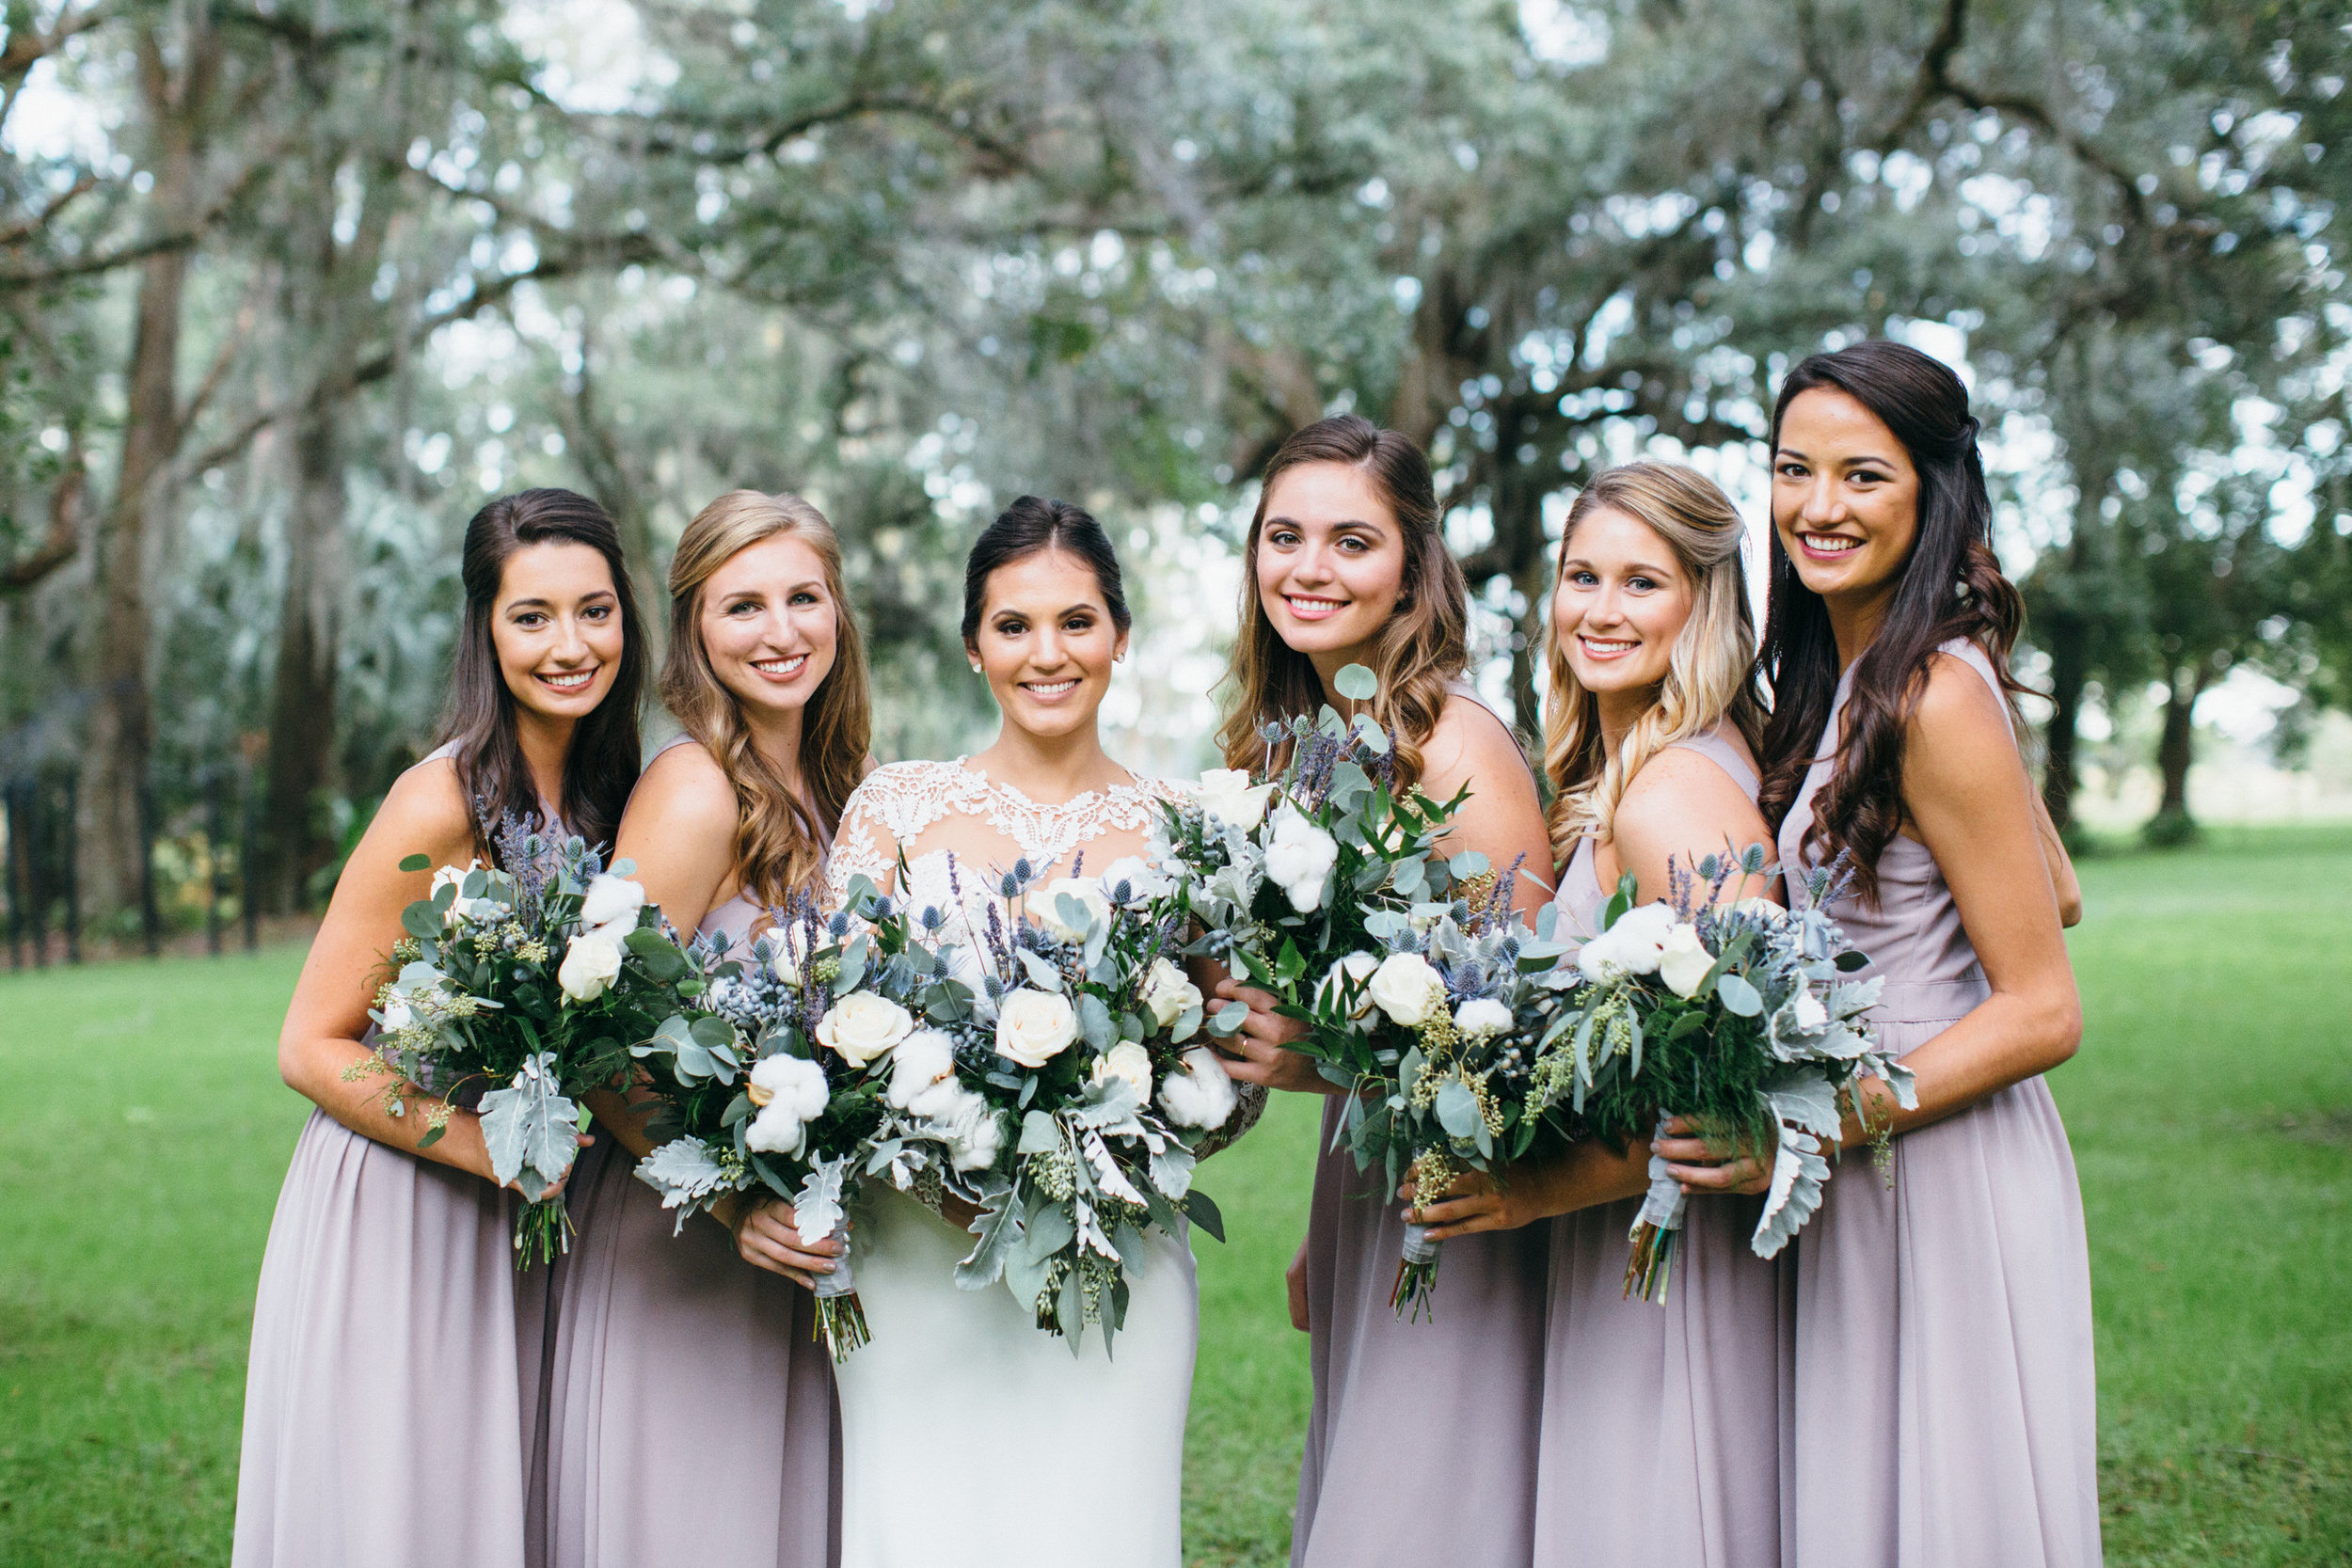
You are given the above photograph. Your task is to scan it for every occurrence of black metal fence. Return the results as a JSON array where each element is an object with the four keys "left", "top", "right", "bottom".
[{"left": 2, "top": 761, "right": 262, "bottom": 969}]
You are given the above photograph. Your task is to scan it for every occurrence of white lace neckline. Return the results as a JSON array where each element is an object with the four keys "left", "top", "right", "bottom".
[{"left": 949, "top": 754, "right": 1150, "bottom": 816}]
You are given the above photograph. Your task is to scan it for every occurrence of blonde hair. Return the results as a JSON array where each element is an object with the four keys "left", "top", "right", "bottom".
[
  {"left": 1215, "top": 415, "right": 1470, "bottom": 788},
  {"left": 660, "top": 490, "right": 872, "bottom": 909},
  {"left": 1541, "top": 463, "right": 1764, "bottom": 863}
]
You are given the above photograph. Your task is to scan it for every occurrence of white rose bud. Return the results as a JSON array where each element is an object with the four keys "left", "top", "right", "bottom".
[
  {"left": 1657, "top": 922, "right": 1716, "bottom": 999},
  {"left": 1158, "top": 1046, "right": 1240, "bottom": 1130},
  {"left": 771, "top": 930, "right": 805, "bottom": 988},
  {"left": 815, "top": 991, "right": 915, "bottom": 1068},
  {"left": 1033, "top": 877, "right": 1111, "bottom": 945},
  {"left": 1454, "top": 996, "right": 1516, "bottom": 1038},
  {"left": 994, "top": 988, "right": 1080, "bottom": 1069},
  {"left": 557, "top": 927, "right": 626, "bottom": 1004},
  {"left": 1316, "top": 952, "right": 1380, "bottom": 1022},
  {"left": 885, "top": 1029, "right": 959, "bottom": 1111},
  {"left": 1090, "top": 1040, "right": 1155, "bottom": 1099},
  {"left": 1140, "top": 958, "right": 1203, "bottom": 1029},
  {"left": 1192, "top": 768, "right": 1276, "bottom": 831},
  {"left": 1263, "top": 805, "right": 1341, "bottom": 913},
  {"left": 1367, "top": 952, "right": 1445, "bottom": 1029},
  {"left": 578, "top": 872, "right": 646, "bottom": 935}
]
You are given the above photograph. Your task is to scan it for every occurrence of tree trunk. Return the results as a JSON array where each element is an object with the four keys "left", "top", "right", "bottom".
[
  {"left": 2041, "top": 610, "right": 2088, "bottom": 832},
  {"left": 257, "top": 400, "right": 346, "bottom": 911},
  {"left": 82, "top": 14, "right": 214, "bottom": 917},
  {"left": 2153, "top": 659, "right": 2207, "bottom": 821}
]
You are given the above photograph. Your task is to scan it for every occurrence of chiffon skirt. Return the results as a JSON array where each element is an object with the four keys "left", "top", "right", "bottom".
[
  {"left": 1789, "top": 980, "right": 2102, "bottom": 1568},
  {"left": 543, "top": 1133, "right": 841, "bottom": 1568},
  {"left": 1534, "top": 1194, "right": 1792, "bottom": 1568},
  {"left": 232, "top": 1108, "right": 548, "bottom": 1568},
  {"left": 1291, "top": 1098, "right": 1549, "bottom": 1568}
]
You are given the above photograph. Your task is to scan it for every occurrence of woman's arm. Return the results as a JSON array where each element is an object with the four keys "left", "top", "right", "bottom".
[
  {"left": 2030, "top": 788, "right": 2084, "bottom": 927},
  {"left": 1819, "top": 653, "right": 2081, "bottom": 1151},
  {"left": 277, "top": 760, "right": 522, "bottom": 1189}
]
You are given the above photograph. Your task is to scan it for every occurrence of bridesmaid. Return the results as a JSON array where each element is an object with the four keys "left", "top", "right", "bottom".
[
  {"left": 1406, "top": 462, "right": 1790, "bottom": 1568},
  {"left": 1759, "top": 340, "right": 2097, "bottom": 1566},
  {"left": 235, "top": 488, "right": 647, "bottom": 1568},
  {"left": 545, "top": 490, "right": 866, "bottom": 1567},
  {"left": 1208, "top": 414, "right": 1555, "bottom": 1568}
]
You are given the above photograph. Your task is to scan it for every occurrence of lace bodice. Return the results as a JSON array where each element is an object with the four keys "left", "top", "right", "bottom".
[{"left": 824, "top": 757, "right": 1183, "bottom": 914}]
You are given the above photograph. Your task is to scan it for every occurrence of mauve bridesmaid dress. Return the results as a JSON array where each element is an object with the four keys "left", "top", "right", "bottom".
[
  {"left": 1288, "top": 685, "right": 1549, "bottom": 1568},
  {"left": 1777, "top": 640, "right": 2101, "bottom": 1567},
  {"left": 1533, "top": 723, "right": 1793, "bottom": 1568},
  {"left": 540, "top": 736, "right": 840, "bottom": 1568},
  {"left": 232, "top": 743, "right": 553, "bottom": 1568}
]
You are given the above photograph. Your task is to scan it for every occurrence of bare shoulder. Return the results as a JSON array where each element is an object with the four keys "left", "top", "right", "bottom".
[
  {"left": 1615, "top": 747, "right": 1768, "bottom": 858},
  {"left": 1907, "top": 651, "right": 2017, "bottom": 774},
  {"left": 369, "top": 753, "right": 476, "bottom": 863},
  {"left": 1418, "top": 691, "right": 1531, "bottom": 800},
  {"left": 635, "top": 736, "right": 737, "bottom": 810}
]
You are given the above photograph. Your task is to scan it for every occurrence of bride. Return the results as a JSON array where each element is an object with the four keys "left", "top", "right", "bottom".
[{"left": 809, "top": 495, "right": 1253, "bottom": 1568}]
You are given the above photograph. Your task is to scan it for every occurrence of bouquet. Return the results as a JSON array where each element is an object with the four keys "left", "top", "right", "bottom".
[
  {"left": 1153, "top": 662, "right": 1496, "bottom": 1067},
  {"left": 1542, "top": 847, "right": 1915, "bottom": 1302},
  {"left": 1303, "top": 895, "right": 1577, "bottom": 1319},
  {"left": 626, "top": 892, "right": 964, "bottom": 1361},
  {"left": 352, "top": 814, "right": 655, "bottom": 1266},
  {"left": 871, "top": 852, "right": 1241, "bottom": 1349}
]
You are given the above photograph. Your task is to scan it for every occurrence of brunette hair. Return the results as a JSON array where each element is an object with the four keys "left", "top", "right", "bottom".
[
  {"left": 1756, "top": 341, "right": 2026, "bottom": 901},
  {"left": 961, "top": 496, "right": 1132, "bottom": 644},
  {"left": 660, "top": 490, "right": 871, "bottom": 909},
  {"left": 437, "top": 488, "right": 646, "bottom": 860},
  {"left": 1542, "top": 463, "right": 1765, "bottom": 863},
  {"left": 1214, "top": 414, "right": 1470, "bottom": 788}
]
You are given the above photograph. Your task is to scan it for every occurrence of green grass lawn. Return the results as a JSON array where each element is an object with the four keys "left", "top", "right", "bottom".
[{"left": 2, "top": 829, "right": 2348, "bottom": 1564}]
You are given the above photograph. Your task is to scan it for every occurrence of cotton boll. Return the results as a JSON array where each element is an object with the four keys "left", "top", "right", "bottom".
[
  {"left": 1158, "top": 1047, "right": 1240, "bottom": 1130},
  {"left": 578, "top": 872, "right": 646, "bottom": 933},
  {"left": 745, "top": 1100, "right": 811, "bottom": 1157},
  {"left": 886, "top": 1029, "right": 958, "bottom": 1110},
  {"left": 1263, "top": 805, "right": 1339, "bottom": 913},
  {"left": 746, "top": 1052, "right": 829, "bottom": 1119},
  {"left": 1454, "top": 996, "right": 1515, "bottom": 1038}
]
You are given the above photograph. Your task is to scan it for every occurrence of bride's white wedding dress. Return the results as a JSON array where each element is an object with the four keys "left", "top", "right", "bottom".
[{"left": 822, "top": 758, "right": 1198, "bottom": 1568}]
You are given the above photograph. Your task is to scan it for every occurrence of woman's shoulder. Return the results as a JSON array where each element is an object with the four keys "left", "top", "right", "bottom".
[
  {"left": 850, "top": 757, "right": 970, "bottom": 798},
  {"left": 369, "top": 752, "right": 476, "bottom": 864},
  {"left": 633, "top": 733, "right": 737, "bottom": 812},
  {"left": 1420, "top": 686, "right": 1531, "bottom": 791},
  {"left": 1914, "top": 641, "right": 2013, "bottom": 736}
]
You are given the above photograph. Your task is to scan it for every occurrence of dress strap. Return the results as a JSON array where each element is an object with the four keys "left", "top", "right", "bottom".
[{"left": 1662, "top": 723, "right": 1760, "bottom": 803}]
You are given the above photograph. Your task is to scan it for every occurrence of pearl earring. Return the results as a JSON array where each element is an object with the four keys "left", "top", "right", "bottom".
[{"left": 970, "top": 662, "right": 983, "bottom": 673}]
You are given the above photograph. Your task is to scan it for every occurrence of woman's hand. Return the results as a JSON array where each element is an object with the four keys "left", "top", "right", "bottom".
[
  {"left": 1208, "top": 978, "right": 1335, "bottom": 1095},
  {"left": 1653, "top": 1116, "right": 1772, "bottom": 1196},
  {"left": 1402, "top": 1164, "right": 1558, "bottom": 1241},
  {"left": 1285, "top": 1236, "right": 1311, "bottom": 1332},
  {"left": 728, "top": 1197, "right": 846, "bottom": 1289}
]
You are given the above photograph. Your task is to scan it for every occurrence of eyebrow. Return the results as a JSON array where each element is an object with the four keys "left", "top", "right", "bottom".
[
  {"left": 718, "top": 579, "right": 824, "bottom": 598},
  {"left": 993, "top": 601, "right": 1104, "bottom": 619},
  {"left": 1559, "top": 555, "right": 1676, "bottom": 578},
  {"left": 504, "top": 587, "right": 615, "bottom": 610},
  {"left": 1775, "top": 444, "right": 1897, "bottom": 469},
  {"left": 1265, "top": 514, "right": 1387, "bottom": 533}
]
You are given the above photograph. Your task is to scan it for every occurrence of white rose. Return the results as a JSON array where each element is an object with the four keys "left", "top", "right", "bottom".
[
  {"left": 744, "top": 1053, "right": 830, "bottom": 1157},
  {"left": 1454, "top": 996, "right": 1515, "bottom": 1038},
  {"left": 1098, "top": 855, "right": 1170, "bottom": 905},
  {"left": 1192, "top": 768, "right": 1276, "bottom": 831},
  {"left": 578, "top": 872, "right": 646, "bottom": 935},
  {"left": 994, "top": 988, "right": 1079, "bottom": 1068},
  {"left": 885, "top": 1029, "right": 959, "bottom": 1111},
  {"left": 431, "top": 860, "right": 500, "bottom": 926},
  {"left": 1577, "top": 901, "right": 1678, "bottom": 983},
  {"left": 1657, "top": 922, "right": 1716, "bottom": 999},
  {"left": 1158, "top": 1046, "right": 1240, "bottom": 1130},
  {"left": 1367, "top": 951, "right": 1445, "bottom": 1028},
  {"left": 378, "top": 997, "right": 415, "bottom": 1033},
  {"left": 1090, "top": 1040, "right": 1155, "bottom": 1099},
  {"left": 1033, "top": 877, "right": 1111, "bottom": 945},
  {"left": 1140, "top": 958, "right": 1203, "bottom": 1029},
  {"left": 1316, "top": 951, "right": 1380, "bottom": 1021},
  {"left": 1729, "top": 896, "right": 1784, "bottom": 924},
  {"left": 1263, "top": 805, "right": 1340, "bottom": 913},
  {"left": 769, "top": 927, "right": 809, "bottom": 988},
  {"left": 557, "top": 927, "right": 626, "bottom": 1004},
  {"left": 815, "top": 991, "right": 914, "bottom": 1068}
]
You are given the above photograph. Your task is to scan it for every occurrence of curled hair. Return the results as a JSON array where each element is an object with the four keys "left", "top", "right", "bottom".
[
  {"left": 660, "top": 490, "right": 872, "bottom": 909},
  {"left": 437, "top": 487, "right": 646, "bottom": 860},
  {"left": 1215, "top": 414, "right": 1469, "bottom": 788},
  {"left": 1756, "top": 341, "right": 2027, "bottom": 902},
  {"left": 1542, "top": 463, "right": 1765, "bottom": 863},
  {"left": 961, "top": 496, "right": 1132, "bottom": 644}
]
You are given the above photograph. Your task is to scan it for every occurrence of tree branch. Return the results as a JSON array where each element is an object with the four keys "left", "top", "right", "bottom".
[{"left": 0, "top": 434, "right": 87, "bottom": 593}]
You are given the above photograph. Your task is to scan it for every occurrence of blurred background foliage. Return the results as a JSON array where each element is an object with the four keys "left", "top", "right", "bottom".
[{"left": 0, "top": 0, "right": 2346, "bottom": 946}]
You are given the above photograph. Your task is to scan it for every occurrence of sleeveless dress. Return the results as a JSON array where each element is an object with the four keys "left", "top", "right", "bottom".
[
  {"left": 1534, "top": 722, "right": 1791, "bottom": 1568},
  {"left": 819, "top": 758, "right": 1207, "bottom": 1568},
  {"left": 1290, "top": 683, "right": 1549, "bottom": 1568},
  {"left": 233, "top": 742, "right": 558, "bottom": 1568},
  {"left": 541, "top": 734, "right": 841, "bottom": 1568},
  {"left": 1778, "top": 640, "right": 2100, "bottom": 1568}
]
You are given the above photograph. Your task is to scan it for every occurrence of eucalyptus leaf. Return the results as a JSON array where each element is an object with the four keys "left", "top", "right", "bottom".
[{"left": 1333, "top": 662, "right": 1378, "bottom": 702}]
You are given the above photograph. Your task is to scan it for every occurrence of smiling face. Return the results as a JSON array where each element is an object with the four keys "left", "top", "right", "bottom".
[
  {"left": 1253, "top": 460, "right": 1408, "bottom": 672},
  {"left": 1772, "top": 387, "right": 1921, "bottom": 617},
  {"left": 697, "top": 531, "right": 840, "bottom": 722},
  {"left": 492, "top": 541, "right": 626, "bottom": 723},
  {"left": 1550, "top": 505, "right": 1694, "bottom": 705},
  {"left": 969, "top": 547, "right": 1127, "bottom": 741}
]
